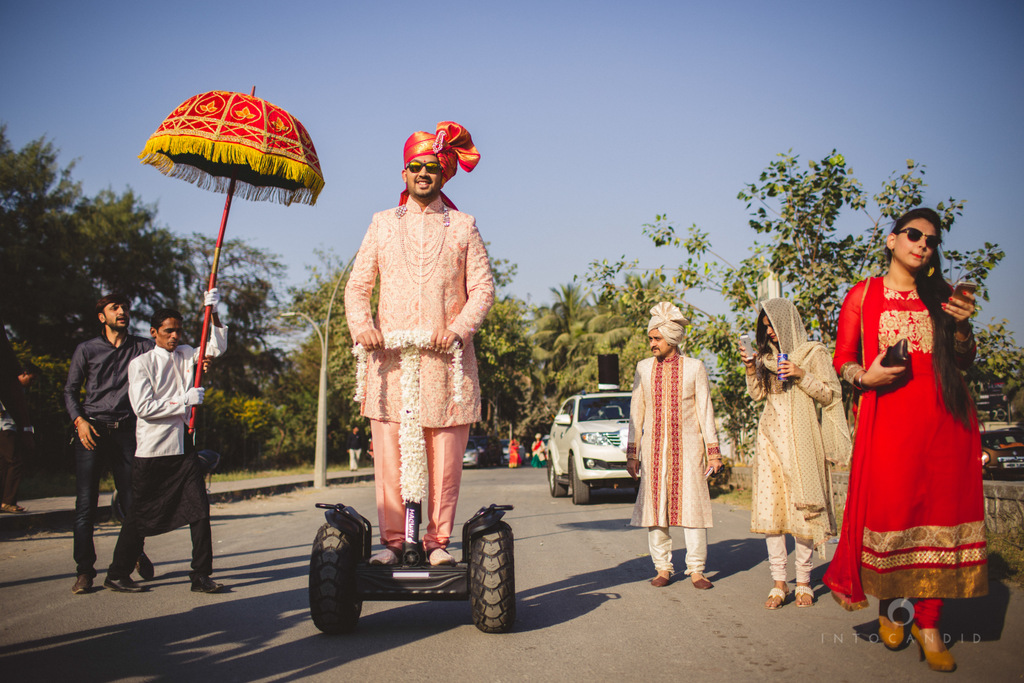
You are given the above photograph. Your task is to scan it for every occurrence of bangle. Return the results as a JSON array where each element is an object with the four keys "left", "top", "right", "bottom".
[{"left": 854, "top": 371, "right": 865, "bottom": 390}]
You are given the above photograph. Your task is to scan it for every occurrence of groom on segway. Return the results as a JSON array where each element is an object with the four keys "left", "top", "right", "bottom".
[{"left": 343, "top": 121, "right": 494, "bottom": 567}]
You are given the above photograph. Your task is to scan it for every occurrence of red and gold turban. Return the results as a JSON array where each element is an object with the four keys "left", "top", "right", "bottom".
[{"left": 400, "top": 121, "right": 479, "bottom": 209}]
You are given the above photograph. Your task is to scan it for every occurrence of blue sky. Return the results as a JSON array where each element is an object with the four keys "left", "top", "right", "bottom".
[{"left": 3, "top": 0, "right": 1022, "bottom": 337}]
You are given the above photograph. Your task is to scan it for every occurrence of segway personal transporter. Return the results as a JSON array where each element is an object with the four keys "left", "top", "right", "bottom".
[{"left": 307, "top": 335, "right": 516, "bottom": 634}]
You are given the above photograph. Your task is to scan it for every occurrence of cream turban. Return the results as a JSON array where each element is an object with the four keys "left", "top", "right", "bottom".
[{"left": 647, "top": 302, "right": 689, "bottom": 347}]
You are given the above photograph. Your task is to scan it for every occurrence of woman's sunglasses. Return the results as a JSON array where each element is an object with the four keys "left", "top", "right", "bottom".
[
  {"left": 895, "top": 227, "right": 941, "bottom": 249},
  {"left": 406, "top": 161, "right": 442, "bottom": 174}
]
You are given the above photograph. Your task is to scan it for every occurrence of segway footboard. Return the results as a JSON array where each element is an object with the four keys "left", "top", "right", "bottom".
[{"left": 357, "top": 564, "right": 468, "bottom": 600}]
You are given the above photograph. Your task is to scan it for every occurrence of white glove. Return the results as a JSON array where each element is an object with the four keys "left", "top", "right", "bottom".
[
  {"left": 204, "top": 289, "right": 220, "bottom": 307},
  {"left": 183, "top": 387, "right": 206, "bottom": 406}
]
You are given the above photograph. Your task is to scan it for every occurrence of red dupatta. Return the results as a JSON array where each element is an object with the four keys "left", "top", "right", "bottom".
[{"left": 824, "top": 277, "right": 884, "bottom": 608}]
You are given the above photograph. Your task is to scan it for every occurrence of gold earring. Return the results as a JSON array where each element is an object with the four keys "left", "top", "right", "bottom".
[{"left": 927, "top": 266, "right": 935, "bottom": 277}]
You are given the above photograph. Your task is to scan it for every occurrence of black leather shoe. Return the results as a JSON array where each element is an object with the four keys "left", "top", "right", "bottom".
[
  {"left": 104, "top": 576, "right": 144, "bottom": 593},
  {"left": 72, "top": 574, "right": 93, "bottom": 594},
  {"left": 191, "top": 575, "right": 224, "bottom": 593},
  {"left": 135, "top": 553, "right": 155, "bottom": 581}
]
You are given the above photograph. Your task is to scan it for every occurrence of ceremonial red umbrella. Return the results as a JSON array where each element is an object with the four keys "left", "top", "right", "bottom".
[{"left": 139, "top": 88, "right": 324, "bottom": 430}]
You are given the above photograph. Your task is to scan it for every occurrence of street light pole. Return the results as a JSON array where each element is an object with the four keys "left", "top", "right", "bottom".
[
  {"left": 281, "top": 311, "right": 328, "bottom": 488},
  {"left": 281, "top": 259, "right": 353, "bottom": 489}
]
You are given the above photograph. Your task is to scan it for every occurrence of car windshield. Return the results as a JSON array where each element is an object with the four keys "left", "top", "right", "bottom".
[
  {"left": 983, "top": 431, "right": 1024, "bottom": 448},
  {"left": 577, "top": 396, "right": 630, "bottom": 422}
]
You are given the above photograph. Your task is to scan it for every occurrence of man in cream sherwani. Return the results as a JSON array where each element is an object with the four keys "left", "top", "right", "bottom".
[{"left": 627, "top": 302, "right": 722, "bottom": 589}]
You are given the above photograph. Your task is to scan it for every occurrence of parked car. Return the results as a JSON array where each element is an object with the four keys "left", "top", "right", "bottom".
[
  {"left": 982, "top": 427, "right": 1024, "bottom": 480},
  {"left": 546, "top": 391, "right": 635, "bottom": 504},
  {"left": 463, "top": 435, "right": 488, "bottom": 468},
  {"left": 464, "top": 435, "right": 502, "bottom": 468}
]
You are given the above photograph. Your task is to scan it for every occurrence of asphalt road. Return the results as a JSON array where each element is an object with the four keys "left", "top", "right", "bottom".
[{"left": 1, "top": 467, "right": 1022, "bottom": 682}]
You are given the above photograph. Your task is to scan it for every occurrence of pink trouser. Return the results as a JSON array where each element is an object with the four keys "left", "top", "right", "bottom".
[{"left": 370, "top": 419, "right": 467, "bottom": 551}]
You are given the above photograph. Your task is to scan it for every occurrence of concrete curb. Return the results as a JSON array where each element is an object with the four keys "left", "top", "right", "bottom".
[{"left": 0, "top": 471, "right": 376, "bottom": 534}]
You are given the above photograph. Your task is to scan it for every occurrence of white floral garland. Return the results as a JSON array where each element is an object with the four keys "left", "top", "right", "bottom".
[{"left": 352, "top": 330, "right": 464, "bottom": 503}]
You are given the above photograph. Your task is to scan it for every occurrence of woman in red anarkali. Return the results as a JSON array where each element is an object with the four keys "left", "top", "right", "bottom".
[{"left": 824, "top": 207, "right": 986, "bottom": 673}]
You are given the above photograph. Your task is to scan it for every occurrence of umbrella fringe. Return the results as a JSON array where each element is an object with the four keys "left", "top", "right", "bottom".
[{"left": 138, "top": 135, "right": 324, "bottom": 205}]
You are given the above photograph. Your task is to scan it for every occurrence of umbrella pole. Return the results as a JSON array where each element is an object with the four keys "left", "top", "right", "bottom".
[{"left": 188, "top": 177, "right": 236, "bottom": 433}]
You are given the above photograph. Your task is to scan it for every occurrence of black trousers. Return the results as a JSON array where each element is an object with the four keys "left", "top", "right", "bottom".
[
  {"left": 109, "top": 515, "right": 212, "bottom": 581},
  {"left": 73, "top": 424, "right": 142, "bottom": 577},
  {"left": 108, "top": 453, "right": 213, "bottom": 581}
]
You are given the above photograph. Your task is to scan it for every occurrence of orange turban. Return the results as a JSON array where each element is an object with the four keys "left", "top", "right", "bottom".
[{"left": 400, "top": 121, "right": 479, "bottom": 209}]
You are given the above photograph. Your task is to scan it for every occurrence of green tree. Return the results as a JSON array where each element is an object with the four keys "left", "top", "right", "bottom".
[
  {"left": 269, "top": 251, "right": 361, "bottom": 468},
  {"left": 590, "top": 151, "right": 1012, "bottom": 459},
  {"left": 0, "top": 125, "right": 187, "bottom": 356},
  {"left": 476, "top": 296, "right": 533, "bottom": 436},
  {"left": 182, "top": 233, "right": 287, "bottom": 396}
]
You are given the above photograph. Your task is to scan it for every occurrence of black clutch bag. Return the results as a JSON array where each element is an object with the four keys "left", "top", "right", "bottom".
[{"left": 881, "top": 338, "right": 909, "bottom": 367}]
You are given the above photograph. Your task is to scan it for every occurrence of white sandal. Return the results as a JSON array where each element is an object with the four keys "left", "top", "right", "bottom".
[
  {"left": 765, "top": 586, "right": 788, "bottom": 610},
  {"left": 795, "top": 585, "right": 815, "bottom": 607}
]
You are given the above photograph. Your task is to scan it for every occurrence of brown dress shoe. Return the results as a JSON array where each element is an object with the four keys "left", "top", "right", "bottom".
[
  {"left": 72, "top": 574, "right": 93, "bottom": 594},
  {"left": 691, "top": 575, "right": 713, "bottom": 590},
  {"left": 651, "top": 573, "right": 671, "bottom": 587}
]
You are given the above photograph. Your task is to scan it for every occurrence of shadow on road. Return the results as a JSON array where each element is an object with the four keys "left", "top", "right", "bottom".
[
  {"left": 705, "top": 536, "right": 766, "bottom": 582},
  {"left": 515, "top": 556, "right": 645, "bottom": 631},
  {"left": 0, "top": 554, "right": 470, "bottom": 681}
]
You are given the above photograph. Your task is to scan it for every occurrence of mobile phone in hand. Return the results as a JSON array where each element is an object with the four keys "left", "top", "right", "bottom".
[
  {"left": 704, "top": 465, "right": 714, "bottom": 479},
  {"left": 952, "top": 280, "right": 978, "bottom": 304},
  {"left": 739, "top": 333, "right": 755, "bottom": 359}
]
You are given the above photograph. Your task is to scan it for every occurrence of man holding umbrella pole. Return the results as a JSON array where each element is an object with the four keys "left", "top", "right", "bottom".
[{"left": 104, "top": 289, "right": 228, "bottom": 593}]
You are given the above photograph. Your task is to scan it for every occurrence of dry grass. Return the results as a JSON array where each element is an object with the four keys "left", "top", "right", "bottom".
[
  {"left": 987, "top": 524, "right": 1024, "bottom": 588},
  {"left": 709, "top": 484, "right": 752, "bottom": 509}
]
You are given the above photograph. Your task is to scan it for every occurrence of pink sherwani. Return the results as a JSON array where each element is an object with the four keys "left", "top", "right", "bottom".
[{"left": 344, "top": 197, "right": 494, "bottom": 550}]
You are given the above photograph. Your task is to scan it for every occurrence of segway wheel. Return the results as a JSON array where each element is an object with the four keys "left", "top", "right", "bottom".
[
  {"left": 468, "top": 521, "right": 516, "bottom": 633},
  {"left": 309, "top": 523, "right": 362, "bottom": 633}
]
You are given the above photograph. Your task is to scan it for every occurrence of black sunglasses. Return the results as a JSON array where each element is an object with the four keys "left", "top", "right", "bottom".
[
  {"left": 895, "top": 227, "right": 941, "bottom": 249},
  {"left": 406, "top": 161, "right": 442, "bottom": 174}
]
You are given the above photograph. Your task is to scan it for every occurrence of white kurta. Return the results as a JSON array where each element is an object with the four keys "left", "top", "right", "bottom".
[
  {"left": 128, "top": 326, "right": 227, "bottom": 458},
  {"left": 628, "top": 354, "right": 719, "bottom": 528}
]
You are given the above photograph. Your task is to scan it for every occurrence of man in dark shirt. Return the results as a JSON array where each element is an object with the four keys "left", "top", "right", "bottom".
[
  {"left": 346, "top": 427, "right": 362, "bottom": 471},
  {"left": 0, "top": 316, "right": 34, "bottom": 514},
  {"left": 64, "top": 294, "right": 155, "bottom": 594}
]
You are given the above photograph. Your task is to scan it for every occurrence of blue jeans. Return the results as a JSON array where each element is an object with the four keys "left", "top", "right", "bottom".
[{"left": 73, "top": 426, "right": 141, "bottom": 578}]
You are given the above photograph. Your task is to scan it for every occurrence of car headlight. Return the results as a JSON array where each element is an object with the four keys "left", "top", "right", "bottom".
[
  {"left": 981, "top": 452, "right": 989, "bottom": 465},
  {"left": 581, "top": 432, "right": 614, "bottom": 446}
]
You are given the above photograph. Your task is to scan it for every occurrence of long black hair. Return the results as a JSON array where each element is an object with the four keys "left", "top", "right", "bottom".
[
  {"left": 753, "top": 311, "right": 777, "bottom": 394},
  {"left": 886, "top": 207, "right": 973, "bottom": 426}
]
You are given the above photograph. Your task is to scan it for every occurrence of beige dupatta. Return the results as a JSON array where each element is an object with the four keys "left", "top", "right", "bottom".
[{"left": 760, "top": 299, "right": 852, "bottom": 551}]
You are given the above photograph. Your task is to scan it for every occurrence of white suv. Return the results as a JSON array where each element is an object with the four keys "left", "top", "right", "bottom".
[{"left": 547, "top": 391, "right": 635, "bottom": 504}]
